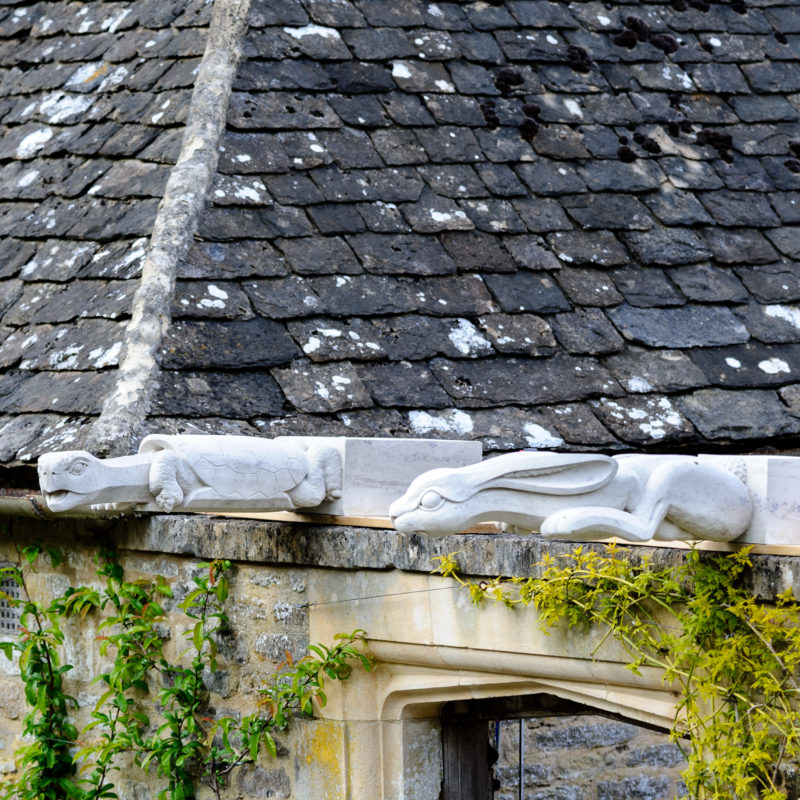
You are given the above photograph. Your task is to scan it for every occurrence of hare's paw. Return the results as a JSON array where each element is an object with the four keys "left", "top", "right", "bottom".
[{"left": 541, "top": 506, "right": 652, "bottom": 542}]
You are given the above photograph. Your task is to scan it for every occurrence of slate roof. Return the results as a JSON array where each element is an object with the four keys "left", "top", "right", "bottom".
[{"left": 1, "top": 0, "right": 800, "bottom": 470}]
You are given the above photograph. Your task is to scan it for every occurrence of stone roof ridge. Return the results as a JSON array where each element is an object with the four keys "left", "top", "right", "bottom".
[{"left": 84, "top": 0, "right": 253, "bottom": 458}]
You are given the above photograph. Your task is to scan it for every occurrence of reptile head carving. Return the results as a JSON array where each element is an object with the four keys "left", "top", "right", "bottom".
[{"left": 38, "top": 450, "right": 105, "bottom": 511}]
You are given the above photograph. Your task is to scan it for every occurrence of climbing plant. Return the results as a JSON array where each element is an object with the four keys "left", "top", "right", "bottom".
[
  {"left": 0, "top": 542, "right": 373, "bottom": 800},
  {"left": 434, "top": 545, "right": 800, "bottom": 800}
]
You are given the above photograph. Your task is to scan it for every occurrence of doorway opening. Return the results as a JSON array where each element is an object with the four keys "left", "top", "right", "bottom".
[{"left": 441, "top": 694, "right": 686, "bottom": 800}]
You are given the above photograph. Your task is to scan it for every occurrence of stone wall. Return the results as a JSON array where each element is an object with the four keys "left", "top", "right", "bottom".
[
  {"left": 1, "top": 512, "right": 799, "bottom": 798},
  {"left": 0, "top": 518, "right": 309, "bottom": 798},
  {"left": 495, "top": 714, "right": 686, "bottom": 800}
]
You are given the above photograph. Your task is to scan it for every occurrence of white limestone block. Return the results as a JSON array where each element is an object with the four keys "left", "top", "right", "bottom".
[
  {"left": 699, "top": 454, "right": 800, "bottom": 546},
  {"left": 285, "top": 436, "right": 482, "bottom": 517}
]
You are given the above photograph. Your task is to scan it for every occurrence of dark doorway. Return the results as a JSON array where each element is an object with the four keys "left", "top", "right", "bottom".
[{"left": 440, "top": 694, "right": 686, "bottom": 800}]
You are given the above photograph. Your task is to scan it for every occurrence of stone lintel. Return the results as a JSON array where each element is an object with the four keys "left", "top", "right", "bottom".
[{"left": 4, "top": 514, "right": 799, "bottom": 602}]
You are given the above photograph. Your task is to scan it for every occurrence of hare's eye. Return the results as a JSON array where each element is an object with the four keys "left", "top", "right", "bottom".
[
  {"left": 419, "top": 490, "right": 444, "bottom": 511},
  {"left": 69, "top": 461, "right": 88, "bottom": 476}
]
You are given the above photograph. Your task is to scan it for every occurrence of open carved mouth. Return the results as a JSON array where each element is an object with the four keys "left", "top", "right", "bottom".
[{"left": 43, "top": 490, "right": 81, "bottom": 511}]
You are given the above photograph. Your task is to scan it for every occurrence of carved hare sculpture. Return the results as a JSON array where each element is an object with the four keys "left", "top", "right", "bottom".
[{"left": 389, "top": 452, "right": 753, "bottom": 543}]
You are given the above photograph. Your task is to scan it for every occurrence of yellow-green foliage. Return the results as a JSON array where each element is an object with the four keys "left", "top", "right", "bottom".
[{"left": 434, "top": 546, "right": 800, "bottom": 800}]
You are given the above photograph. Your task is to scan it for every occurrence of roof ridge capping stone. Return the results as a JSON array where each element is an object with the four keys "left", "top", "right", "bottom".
[{"left": 84, "top": 0, "right": 254, "bottom": 459}]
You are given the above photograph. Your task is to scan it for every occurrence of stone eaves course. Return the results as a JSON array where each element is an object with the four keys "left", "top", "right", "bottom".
[{"left": 1, "top": 0, "right": 800, "bottom": 466}]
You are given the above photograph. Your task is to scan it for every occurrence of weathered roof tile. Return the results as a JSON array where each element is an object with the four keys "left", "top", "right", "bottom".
[
  {"left": 590, "top": 394, "right": 695, "bottom": 445},
  {"left": 608, "top": 304, "right": 750, "bottom": 349},
  {"left": 161, "top": 319, "right": 299, "bottom": 369},
  {"left": 272, "top": 359, "right": 372, "bottom": 412},
  {"left": 484, "top": 271, "right": 570, "bottom": 314},
  {"left": 610, "top": 266, "right": 685, "bottom": 308},
  {"left": 680, "top": 388, "right": 800, "bottom": 440},
  {"left": 358, "top": 360, "right": 450, "bottom": 408}
]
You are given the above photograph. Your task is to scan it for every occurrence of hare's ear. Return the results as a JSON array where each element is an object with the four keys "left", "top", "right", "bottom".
[{"left": 476, "top": 452, "right": 617, "bottom": 496}]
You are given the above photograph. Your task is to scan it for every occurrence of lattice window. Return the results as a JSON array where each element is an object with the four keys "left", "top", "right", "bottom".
[{"left": 0, "top": 573, "right": 21, "bottom": 634}]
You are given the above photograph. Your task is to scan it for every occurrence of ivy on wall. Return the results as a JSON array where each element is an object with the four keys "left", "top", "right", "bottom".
[
  {"left": 0, "top": 541, "right": 372, "bottom": 800},
  {"left": 435, "top": 545, "right": 800, "bottom": 800}
]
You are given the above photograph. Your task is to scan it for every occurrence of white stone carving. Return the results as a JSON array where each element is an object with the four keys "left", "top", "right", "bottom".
[
  {"left": 38, "top": 435, "right": 343, "bottom": 513},
  {"left": 37, "top": 435, "right": 482, "bottom": 516},
  {"left": 389, "top": 451, "right": 754, "bottom": 543}
]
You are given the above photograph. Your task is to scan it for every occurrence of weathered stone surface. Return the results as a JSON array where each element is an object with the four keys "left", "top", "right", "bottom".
[
  {"left": 370, "top": 315, "right": 491, "bottom": 361},
  {"left": 0, "top": 370, "right": 113, "bottom": 414},
  {"left": 288, "top": 317, "right": 386, "bottom": 362},
  {"left": 218, "top": 132, "right": 289, "bottom": 174},
  {"left": 515, "top": 161, "right": 586, "bottom": 196},
  {"left": 610, "top": 267, "right": 685, "bottom": 308},
  {"left": 440, "top": 231, "right": 516, "bottom": 273},
  {"left": 680, "top": 389, "right": 800, "bottom": 440},
  {"left": 272, "top": 360, "right": 372, "bottom": 412},
  {"left": 348, "top": 233, "right": 456, "bottom": 275},
  {"left": 17, "top": 239, "right": 98, "bottom": 282},
  {"left": 484, "top": 271, "right": 570, "bottom": 314},
  {"left": 597, "top": 776, "right": 672, "bottom": 800},
  {"left": 430, "top": 356, "right": 622, "bottom": 406},
  {"left": 622, "top": 229, "right": 712, "bottom": 266},
  {"left": 603, "top": 347, "right": 708, "bottom": 394},
  {"left": 703, "top": 228, "right": 779, "bottom": 265},
  {"left": 5, "top": 319, "right": 124, "bottom": 371},
  {"left": 179, "top": 241, "right": 287, "bottom": 279},
  {"left": 766, "top": 228, "right": 800, "bottom": 261},
  {"left": 4, "top": 280, "right": 135, "bottom": 325},
  {"left": 608, "top": 305, "right": 750, "bottom": 349},
  {"left": 502, "top": 236, "right": 562, "bottom": 271},
  {"left": 228, "top": 92, "right": 340, "bottom": 130},
  {"left": 591, "top": 395, "right": 696, "bottom": 445},
  {"left": 669, "top": 264, "right": 748, "bottom": 303},
  {"left": 401, "top": 192, "right": 475, "bottom": 233},
  {"left": 307, "top": 203, "right": 366, "bottom": 234},
  {"left": 562, "top": 194, "right": 653, "bottom": 231},
  {"left": 551, "top": 308, "right": 624, "bottom": 356},
  {"left": 208, "top": 174, "right": 271, "bottom": 207},
  {"left": 417, "top": 164, "right": 485, "bottom": 199},
  {"left": 201, "top": 205, "right": 313, "bottom": 240},
  {"left": 644, "top": 186, "right": 714, "bottom": 226},
  {"left": 690, "top": 343, "right": 800, "bottom": 388},
  {"left": 243, "top": 277, "right": 322, "bottom": 320},
  {"left": 236, "top": 766, "right": 291, "bottom": 799},
  {"left": 278, "top": 237, "right": 361, "bottom": 276},
  {"left": 161, "top": 319, "right": 299, "bottom": 369},
  {"left": 735, "top": 303, "right": 800, "bottom": 345},
  {"left": 547, "top": 231, "right": 628, "bottom": 267},
  {"left": 737, "top": 263, "right": 800, "bottom": 303},
  {"left": 153, "top": 371, "right": 285, "bottom": 418},
  {"left": 581, "top": 160, "right": 665, "bottom": 193},
  {"left": 555, "top": 268, "right": 623, "bottom": 307},
  {"left": 173, "top": 281, "right": 253, "bottom": 319},
  {"left": 358, "top": 361, "right": 450, "bottom": 408},
  {"left": 477, "top": 313, "right": 557, "bottom": 356},
  {"left": 512, "top": 198, "right": 572, "bottom": 233},
  {"left": 533, "top": 721, "right": 639, "bottom": 751},
  {"left": 700, "top": 191, "right": 781, "bottom": 228}
]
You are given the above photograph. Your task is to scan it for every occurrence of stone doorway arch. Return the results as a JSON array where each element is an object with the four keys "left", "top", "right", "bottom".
[{"left": 300, "top": 567, "right": 683, "bottom": 799}]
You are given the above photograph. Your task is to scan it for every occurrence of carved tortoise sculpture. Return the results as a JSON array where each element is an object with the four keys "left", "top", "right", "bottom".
[{"left": 38, "top": 434, "right": 342, "bottom": 513}]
